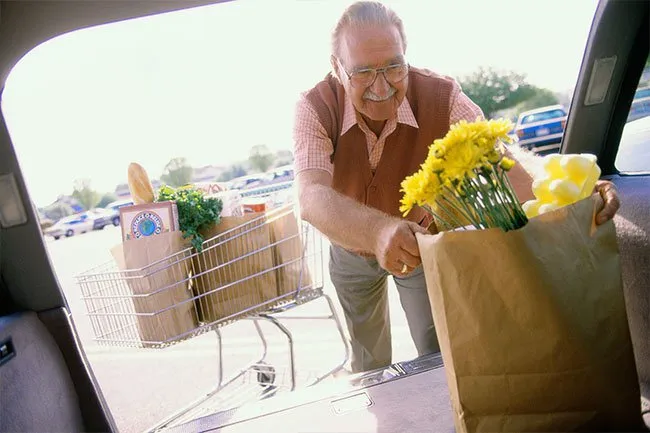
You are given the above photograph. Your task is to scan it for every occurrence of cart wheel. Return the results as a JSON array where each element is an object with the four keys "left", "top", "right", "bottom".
[{"left": 255, "top": 363, "right": 276, "bottom": 387}]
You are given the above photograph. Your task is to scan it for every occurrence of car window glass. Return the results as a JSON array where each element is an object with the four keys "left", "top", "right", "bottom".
[{"left": 615, "top": 54, "right": 650, "bottom": 173}]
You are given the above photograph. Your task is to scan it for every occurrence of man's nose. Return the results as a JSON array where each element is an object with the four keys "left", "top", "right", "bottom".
[{"left": 369, "top": 71, "right": 391, "bottom": 95}]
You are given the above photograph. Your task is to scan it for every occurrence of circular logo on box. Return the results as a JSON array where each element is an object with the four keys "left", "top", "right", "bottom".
[{"left": 131, "top": 211, "right": 164, "bottom": 239}]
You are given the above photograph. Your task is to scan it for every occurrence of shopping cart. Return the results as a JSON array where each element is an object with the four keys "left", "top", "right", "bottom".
[{"left": 76, "top": 194, "right": 350, "bottom": 430}]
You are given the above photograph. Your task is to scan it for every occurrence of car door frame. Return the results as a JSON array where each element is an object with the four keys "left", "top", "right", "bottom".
[{"left": 559, "top": 0, "right": 650, "bottom": 405}]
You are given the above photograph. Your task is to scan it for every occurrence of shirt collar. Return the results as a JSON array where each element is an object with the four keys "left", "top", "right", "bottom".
[{"left": 340, "top": 95, "right": 419, "bottom": 136}]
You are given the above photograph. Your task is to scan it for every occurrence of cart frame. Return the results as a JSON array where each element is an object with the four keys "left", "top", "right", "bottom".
[{"left": 76, "top": 188, "right": 350, "bottom": 430}]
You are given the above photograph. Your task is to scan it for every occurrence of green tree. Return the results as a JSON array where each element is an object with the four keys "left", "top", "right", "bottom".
[
  {"left": 249, "top": 145, "right": 275, "bottom": 173},
  {"left": 72, "top": 178, "right": 100, "bottom": 211},
  {"left": 161, "top": 157, "right": 194, "bottom": 187},
  {"left": 514, "top": 88, "right": 560, "bottom": 113},
  {"left": 218, "top": 164, "right": 247, "bottom": 182},
  {"left": 97, "top": 192, "right": 118, "bottom": 208},
  {"left": 459, "top": 67, "right": 536, "bottom": 118}
]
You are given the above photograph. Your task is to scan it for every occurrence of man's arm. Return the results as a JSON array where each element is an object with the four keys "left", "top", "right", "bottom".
[
  {"left": 296, "top": 169, "right": 427, "bottom": 273},
  {"left": 503, "top": 148, "right": 535, "bottom": 203},
  {"left": 297, "top": 170, "right": 382, "bottom": 252}
]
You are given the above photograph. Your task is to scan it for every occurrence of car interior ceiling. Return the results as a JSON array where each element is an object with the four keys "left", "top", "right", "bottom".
[{"left": 0, "top": 0, "right": 649, "bottom": 432}]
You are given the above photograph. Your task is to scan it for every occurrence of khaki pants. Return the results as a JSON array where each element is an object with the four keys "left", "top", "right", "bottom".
[{"left": 329, "top": 244, "right": 440, "bottom": 373}]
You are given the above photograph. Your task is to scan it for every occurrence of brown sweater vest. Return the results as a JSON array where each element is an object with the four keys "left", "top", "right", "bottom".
[{"left": 304, "top": 67, "right": 453, "bottom": 228}]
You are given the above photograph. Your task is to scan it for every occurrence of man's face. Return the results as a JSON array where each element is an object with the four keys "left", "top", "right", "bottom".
[{"left": 334, "top": 24, "right": 408, "bottom": 122}]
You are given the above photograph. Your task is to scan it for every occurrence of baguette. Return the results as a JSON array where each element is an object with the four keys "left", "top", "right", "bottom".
[{"left": 127, "top": 162, "right": 155, "bottom": 204}]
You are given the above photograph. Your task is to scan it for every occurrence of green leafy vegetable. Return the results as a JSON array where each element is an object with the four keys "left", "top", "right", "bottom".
[{"left": 157, "top": 185, "right": 223, "bottom": 252}]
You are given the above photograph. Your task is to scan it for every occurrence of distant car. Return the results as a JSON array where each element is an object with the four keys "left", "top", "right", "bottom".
[
  {"left": 268, "top": 165, "right": 295, "bottom": 184},
  {"left": 101, "top": 199, "right": 134, "bottom": 227},
  {"left": 87, "top": 208, "right": 116, "bottom": 230},
  {"left": 43, "top": 213, "right": 94, "bottom": 240},
  {"left": 513, "top": 104, "right": 568, "bottom": 154},
  {"left": 229, "top": 174, "right": 269, "bottom": 190}
]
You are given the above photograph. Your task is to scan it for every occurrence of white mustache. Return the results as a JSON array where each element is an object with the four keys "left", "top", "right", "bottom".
[{"left": 363, "top": 87, "right": 396, "bottom": 102}]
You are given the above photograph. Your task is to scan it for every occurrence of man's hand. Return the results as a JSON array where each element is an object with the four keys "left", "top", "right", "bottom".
[
  {"left": 594, "top": 180, "right": 620, "bottom": 225},
  {"left": 374, "top": 219, "right": 430, "bottom": 275}
]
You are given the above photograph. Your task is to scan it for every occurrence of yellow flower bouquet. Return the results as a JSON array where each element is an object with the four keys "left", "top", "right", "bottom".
[
  {"left": 406, "top": 119, "right": 642, "bottom": 433},
  {"left": 400, "top": 118, "right": 527, "bottom": 232}
]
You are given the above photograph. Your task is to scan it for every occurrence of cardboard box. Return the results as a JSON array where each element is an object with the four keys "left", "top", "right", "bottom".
[
  {"left": 110, "top": 232, "right": 197, "bottom": 346},
  {"left": 191, "top": 213, "right": 278, "bottom": 324},
  {"left": 268, "top": 209, "right": 312, "bottom": 297},
  {"left": 119, "top": 201, "right": 179, "bottom": 242}
]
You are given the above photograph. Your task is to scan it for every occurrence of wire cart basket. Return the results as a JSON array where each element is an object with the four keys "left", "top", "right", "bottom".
[{"left": 76, "top": 186, "right": 350, "bottom": 430}]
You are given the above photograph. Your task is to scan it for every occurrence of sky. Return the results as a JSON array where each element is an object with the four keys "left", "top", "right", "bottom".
[{"left": 0, "top": 0, "right": 599, "bottom": 207}]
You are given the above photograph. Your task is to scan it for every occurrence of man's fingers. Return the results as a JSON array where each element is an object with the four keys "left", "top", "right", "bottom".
[
  {"left": 399, "top": 250, "right": 421, "bottom": 269},
  {"left": 399, "top": 221, "right": 427, "bottom": 257},
  {"left": 408, "top": 221, "right": 431, "bottom": 235},
  {"left": 595, "top": 181, "right": 620, "bottom": 225}
]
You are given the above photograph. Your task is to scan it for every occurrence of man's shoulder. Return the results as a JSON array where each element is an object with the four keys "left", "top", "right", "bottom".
[
  {"left": 298, "top": 73, "right": 343, "bottom": 139},
  {"left": 301, "top": 73, "right": 344, "bottom": 117}
]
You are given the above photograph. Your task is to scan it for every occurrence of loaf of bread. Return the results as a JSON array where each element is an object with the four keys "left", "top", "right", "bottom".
[{"left": 127, "top": 162, "right": 155, "bottom": 204}]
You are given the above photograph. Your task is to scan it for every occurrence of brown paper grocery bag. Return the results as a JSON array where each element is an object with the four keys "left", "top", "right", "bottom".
[
  {"left": 192, "top": 213, "right": 278, "bottom": 324},
  {"left": 110, "top": 232, "right": 198, "bottom": 346},
  {"left": 268, "top": 208, "right": 312, "bottom": 298},
  {"left": 417, "top": 195, "right": 643, "bottom": 432}
]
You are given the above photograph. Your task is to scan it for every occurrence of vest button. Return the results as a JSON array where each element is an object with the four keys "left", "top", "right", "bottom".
[{"left": 369, "top": 185, "right": 377, "bottom": 192}]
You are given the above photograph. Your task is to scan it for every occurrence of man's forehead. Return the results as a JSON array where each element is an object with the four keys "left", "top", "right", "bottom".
[{"left": 339, "top": 24, "right": 405, "bottom": 69}]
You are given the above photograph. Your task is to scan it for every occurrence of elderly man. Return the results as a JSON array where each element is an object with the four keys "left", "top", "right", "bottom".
[{"left": 293, "top": 1, "right": 620, "bottom": 373}]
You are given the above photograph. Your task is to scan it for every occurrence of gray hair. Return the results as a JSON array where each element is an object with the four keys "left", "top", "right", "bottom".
[{"left": 331, "top": 1, "right": 407, "bottom": 59}]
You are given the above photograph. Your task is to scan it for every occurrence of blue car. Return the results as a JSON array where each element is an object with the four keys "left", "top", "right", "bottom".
[{"left": 513, "top": 104, "right": 568, "bottom": 154}]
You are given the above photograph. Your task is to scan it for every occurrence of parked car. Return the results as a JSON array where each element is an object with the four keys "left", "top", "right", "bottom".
[
  {"left": 102, "top": 199, "right": 134, "bottom": 227},
  {"left": 86, "top": 208, "right": 116, "bottom": 230},
  {"left": 513, "top": 104, "right": 568, "bottom": 154},
  {"left": 42, "top": 213, "right": 94, "bottom": 239},
  {"left": 268, "top": 164, "right": 295, "bottom": 184},
  {"left": 229, "top": 173, "right": 270, "bottom": 190}
]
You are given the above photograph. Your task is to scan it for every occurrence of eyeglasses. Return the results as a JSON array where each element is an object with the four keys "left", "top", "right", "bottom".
[{"left": 336, "top": 58, "right": 409, "bottom": 88}]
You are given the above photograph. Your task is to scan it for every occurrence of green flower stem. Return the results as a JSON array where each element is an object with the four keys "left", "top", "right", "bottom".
[
  {"left": 422, "top": 207, "right": 453, "bottom": 232},
  {"left": 436, "top": 195, "right": 477, "bottom": 229},
  {"left": 472, "top": 170, "right": 519, "bottom": 231},
  {"left": 441, "top": 185, "right": 483, "bottom": 229},
  {"left": 458, "top": 181, "right": 491, "bottom": 228},
  {"left": 481, "top": 171, "right": 516, "bottom": 228},
  {"left": 468, "top": 175, "right": 511, "bottom": 229},
  {"left": 497, "top": 167, "right": 528, "bottom": 228}
]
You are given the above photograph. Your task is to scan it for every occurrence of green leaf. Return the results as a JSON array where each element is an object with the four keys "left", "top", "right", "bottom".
[{"left": 155, "top": 184, "right": 223, "bottom": 252}]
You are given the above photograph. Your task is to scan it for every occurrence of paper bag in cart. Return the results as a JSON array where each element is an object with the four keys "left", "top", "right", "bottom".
[
  {"left": 268, "top": 208, "right": 313, "bottom": 298},
  {"left": 192, "top": 213, "right": 278, "bottom": 324},
  {"left": 417, "top": 195, "right": 643, "bottom": 432},
  {"left": 110, "top": 232, "right": 198, "bottom": 346}
]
